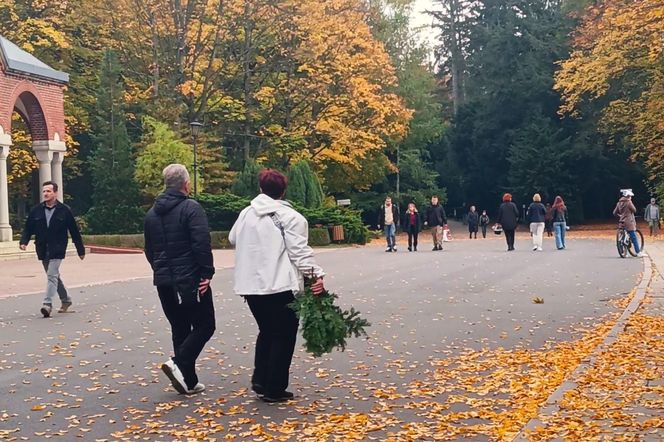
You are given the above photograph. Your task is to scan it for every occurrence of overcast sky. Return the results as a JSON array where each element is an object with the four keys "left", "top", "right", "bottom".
[{"left": 410, "top": 0, "right": 438, "bottom": 49}]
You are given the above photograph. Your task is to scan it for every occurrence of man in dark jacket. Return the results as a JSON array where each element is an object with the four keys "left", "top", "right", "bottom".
[
  {"left": 424, "top": 196, "right": 447, "bottom": 250},
  {"left": 144, "top": 164, "right": 215, "bottom": 395},
  {"left": 377, "top": 196, "right": 400, "bottom": 252},
  {"left": 19, "top": 181, "right": 85, "bottom": 318},
  {"left": 496, "top": 193, "right": 520, "bottom": 251}
]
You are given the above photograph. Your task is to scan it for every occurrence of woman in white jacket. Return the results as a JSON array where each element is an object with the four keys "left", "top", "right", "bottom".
[{"left": 229, "top": 168, "right": 325, "bottom": 403}]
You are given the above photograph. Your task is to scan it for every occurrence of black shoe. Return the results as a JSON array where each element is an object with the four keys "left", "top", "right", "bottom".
[
  {"left": 40, "top": 304, "right": 52, "bottom": 318},
  {"left": 252, "top": 383, "right": 265, "bottom": 396},
  {"left": 408, "top": 247, "right": 412, "bottom": 252},
  {"left": 414, "top": 246, "right": 417, "bottom": 251},
  {"left": 261, "top": 391, "right": 294, "bottom": 403}
]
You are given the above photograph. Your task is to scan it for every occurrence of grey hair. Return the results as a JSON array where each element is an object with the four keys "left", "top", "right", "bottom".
[{"left": 163, "top": 164, "right": 190, "bottom": 190}]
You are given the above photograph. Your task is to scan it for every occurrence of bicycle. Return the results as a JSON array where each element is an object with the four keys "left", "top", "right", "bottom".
[{"left": 616, "top": 224, "right": 644, "bottom": 258}]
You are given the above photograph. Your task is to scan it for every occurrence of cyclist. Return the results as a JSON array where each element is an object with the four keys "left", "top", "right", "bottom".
[{"left": 613, "top": 189, "right": 644, "bottom": 257}]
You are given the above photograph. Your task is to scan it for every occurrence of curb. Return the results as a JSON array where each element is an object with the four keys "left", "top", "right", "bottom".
[{"left": 513, "top": 254, "right": 654, "bottom": 440}]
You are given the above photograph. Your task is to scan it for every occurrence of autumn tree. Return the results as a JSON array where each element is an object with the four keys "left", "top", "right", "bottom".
[
  {"left": 135, "top": 117, "right": 195, "bottom": 198},
  {"left": 554, "top": 0, "right": 664, "bottom": 200},
  {"left": 86, "top": 50, "right": 144, "bottom": 234}
]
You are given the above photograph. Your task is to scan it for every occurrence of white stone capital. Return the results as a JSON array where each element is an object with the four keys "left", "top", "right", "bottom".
[
  {"left": 33, "top": 140, "right": 66, "bottom": 153},
  {"left": 34, "top": 149, "right": 54, "bottom": 164}
]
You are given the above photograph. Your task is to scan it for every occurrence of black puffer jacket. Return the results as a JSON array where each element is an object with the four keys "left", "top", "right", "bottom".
[
  {"left": 496, "top": 202, "right": 519, "bottom": 230},
  {"left": 144, "top": 190, "right": 215, "bottom": 287}
]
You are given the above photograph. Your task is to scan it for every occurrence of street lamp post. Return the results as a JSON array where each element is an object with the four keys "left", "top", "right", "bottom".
[{"left": 189, "top": 121, "right": 203, "bottom": 197}]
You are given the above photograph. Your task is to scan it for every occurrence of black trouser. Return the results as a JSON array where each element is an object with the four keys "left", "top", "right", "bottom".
[
  {"left": 469, "top": 226, "right": 478, "bottom": 239},
  {"left": 245, "top": 291, "right": 299, "bottom": 395},
  {"left": 504, "top": 229, "right": 516, "bottom": 250},
  {"left": 407, "top": 226, "right": 419, "bottom": 249},
  {"left": 158, "top": 285, "right": 216, "bottom": 389},
  {"left": 481, "top": 225, "right": 487, "bottom": 238}
]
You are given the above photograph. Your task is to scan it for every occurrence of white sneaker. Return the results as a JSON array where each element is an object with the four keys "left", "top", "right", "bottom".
[
  {"left": 532, "top": 246, "right": 538, "bottom": 251},
  {"left": 537, "top": 247, "right": 543, "bottom": 251},
  {"left": 186, "top": 383, "right": 205, "bottom": 395},
  {"left": 636, "top": 252, "right": 645, "bottom": 258},
  {"left": 161, "top": 359, "right": 187, "bottom": 394}
]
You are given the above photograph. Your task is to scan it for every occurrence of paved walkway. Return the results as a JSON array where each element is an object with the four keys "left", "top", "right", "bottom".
[
  {"left": 0, "top": 250, "right": 236, "bottom": 299},
  {"left": 0, "top": 237, "right": 649, "bottom": 441},
  {"left": 516, "top": 238, "right": 664, "bottom": 440}
]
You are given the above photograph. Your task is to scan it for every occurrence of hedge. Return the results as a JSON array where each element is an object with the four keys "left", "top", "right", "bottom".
[
  {"left": 197, "top": 193, "right": 370, "bottom": 244},
  {"left": 83, "top": 228, "right": 332, "bottom": 249}
]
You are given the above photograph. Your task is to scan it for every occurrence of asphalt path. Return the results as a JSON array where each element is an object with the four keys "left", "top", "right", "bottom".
[{"left": 0, "top": 235, "right": 642, "bottom": 440}]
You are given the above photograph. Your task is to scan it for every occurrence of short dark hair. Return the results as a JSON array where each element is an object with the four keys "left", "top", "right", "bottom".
[
  {"left": 42, "top": 181, "right": 58, "bottom": 192},
  {"left": 259, "top": 168, "right": 288, "bottom": 199}
]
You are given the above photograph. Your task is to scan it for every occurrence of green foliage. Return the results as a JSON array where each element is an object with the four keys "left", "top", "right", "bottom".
[
  {"left": 296, "top": 205, "right": 370, "bottom": 245},
  {"left": 231, "top": 160, "right": 261, "bottom": 198},
  {"left": 287, "top": 161, "right": 323, "bottom": 208},
  {"left": 197, "top": 193, "right": 252, "bottom": 231},
  {"left": 289, "top": 287, "right": 370, "bottom": 357},
  {"left": 135, "top": 117, "right": 195, "bottom": 198},
  {"left": 87, "top": 49, "right": 143, "bottom": 234},
  {"left": 308, "top": 227, "right": 331, "bottom": 247},
  {"left": 198, "top": 193, "right": 369, "bottom": 244}
]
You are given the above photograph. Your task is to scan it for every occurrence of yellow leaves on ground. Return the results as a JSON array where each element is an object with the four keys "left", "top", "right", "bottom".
[
  {"left": 112, "top": 319, "right": 619, "bottom": 441},
  {"left": 526, "top": 312, "right": 664, "bottom": 440}
]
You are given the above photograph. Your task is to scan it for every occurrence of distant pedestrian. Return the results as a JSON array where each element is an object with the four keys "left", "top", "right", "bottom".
[
  {"left": 552, "top": 195, "right": 569, "bottom": 250},
  {"left": 403, "top": 202, "right": 422, "bottom": 252},
  {"left": 19, "top": 181, "right": 85, "bottom": 318},
  {"left": 479, "top": 210, "right": 490, "bottom": 238},
  {"left": 230, "top": 168, "right": 326, "bottom": 402},
  {"left": 496, "top": 193, "right": 519, "bottom": 251},
  {"left": 424, "top": 196, "right": 447, "bottom": 251},
  {"left": 644, "top": 198, "right": 660, "bottom": 237},
  {"left": 144, "top": 164, "right": 215, "bottom": 395},
  {"left": 613, "top": 189, "right": 643, "bottom": 257},
  {"left": 527, "top": 194, "right": 546, "bottom": 251},
  {"left": 544, "top": 203, "right": 554, "bottom": 237},
  {"left": 377, "top": 196, "right": 400, "bottom": 252},
  {"left": 467, "top": 206, "right": 479, "bottom": 239}
]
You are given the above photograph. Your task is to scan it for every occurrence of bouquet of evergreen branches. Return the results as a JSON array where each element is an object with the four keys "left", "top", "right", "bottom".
[{"left": 289, "top": 283, "right": 370, "bottom": 357}]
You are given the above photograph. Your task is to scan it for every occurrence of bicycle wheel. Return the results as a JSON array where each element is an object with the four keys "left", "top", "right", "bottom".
[
  {"left": 616, "top": 230, "right": 627, "bottom": 258},
  {"left": 627, "top": 230, "right": 645, "bottom": 257}
]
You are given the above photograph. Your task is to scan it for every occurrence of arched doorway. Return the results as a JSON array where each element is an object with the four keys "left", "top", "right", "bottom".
[{"left": 0, "top": 36, "right": 69, "bottom": 242}]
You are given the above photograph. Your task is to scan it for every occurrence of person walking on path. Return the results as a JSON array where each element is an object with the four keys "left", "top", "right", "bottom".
[
  {"left": 496, "top": 193, "right": 519, "bottom": 251},
  {"left": 144, "top": 164, "right": 216, "bottom": 396},
  {"left": 545, "top": 203, "right": 554, "bottom": 237},
  {"left": 229, "top": 169, "right": 326, "bottom": 403},
  {"left": 479, "top": 210, "right": 490, "bottom": 238},
  {"left": 467, "top": 206, "right": 479, "bottom": 239},
  {"left": 644, "top": 197, "right": 660, "bottom": 237},
  {"left": 19, "top": 181, "right": 85, "bottom": 318},
  {"left": 403, "top": 202, "right": 422, "bottom": 251},
  {"left": 377, "top": 196, "right": 400, "bottom": 252},
  {"left": 527, "top": 194, "right": 547, "bottom": 251},
  {"left": 552, "top": 195, "right": 569, "bottom": 250},
  {"left": 424, "top": 196, "right": 447, "bottom": 250},
  {"left": 613, "top": 189, "right": 643, "bottom": 257}
]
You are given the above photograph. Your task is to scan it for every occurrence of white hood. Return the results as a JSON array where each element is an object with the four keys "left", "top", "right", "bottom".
[
  {"left": 250, "top": 193, "right": 290, "bottom": 216},
  {"left": 229, "top": 194, "right": 324, "bottom": 295}
]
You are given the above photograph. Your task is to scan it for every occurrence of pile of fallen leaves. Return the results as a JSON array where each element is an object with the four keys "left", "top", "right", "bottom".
[{"left": 289, "top": 287, "right": 370, "bottom": 357}]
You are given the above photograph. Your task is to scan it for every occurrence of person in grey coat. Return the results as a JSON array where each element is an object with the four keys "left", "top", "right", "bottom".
[{"left": 644, "top": 198, "right": 660, "bottom": 237}]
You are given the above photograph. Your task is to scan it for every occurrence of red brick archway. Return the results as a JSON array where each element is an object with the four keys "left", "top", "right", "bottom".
[{"left": 0, "top": 36, "right": 69, "bottom": 241}]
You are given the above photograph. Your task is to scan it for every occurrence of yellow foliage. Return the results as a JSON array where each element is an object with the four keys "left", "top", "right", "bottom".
[{"left": 555, "top": 0, "right": 664, "bottom": 190}]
